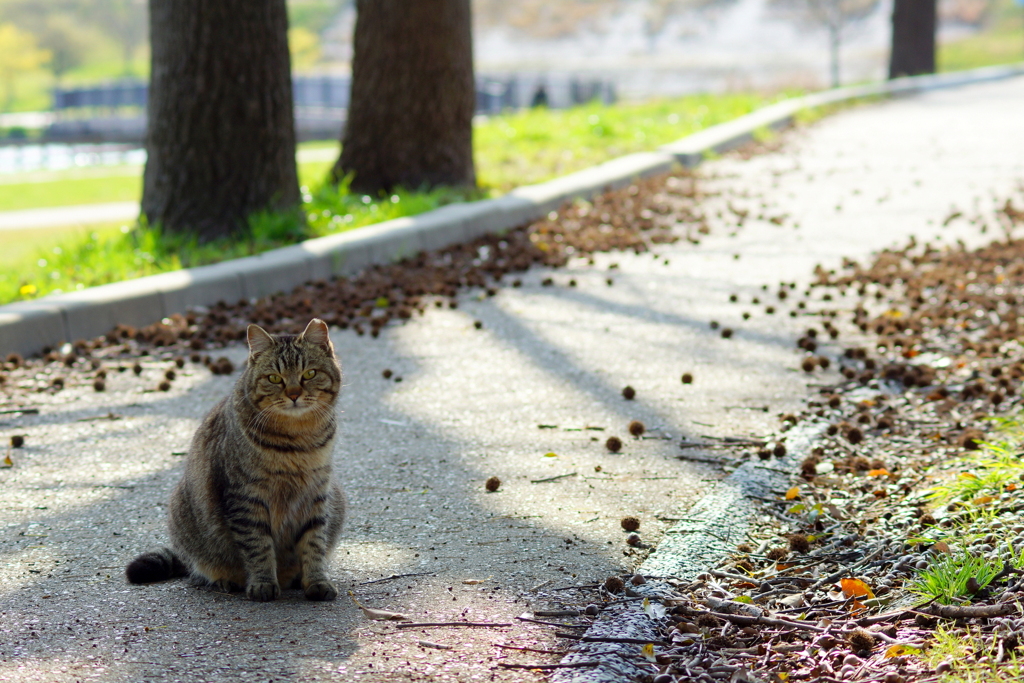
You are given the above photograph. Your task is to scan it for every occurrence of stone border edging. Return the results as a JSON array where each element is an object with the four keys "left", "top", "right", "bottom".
[
  {"left": 551, "top": 424, "right": 824, "bottom": 683},
  {"left": 2, "top": 62, "right": 1022, "bottom": 357}
]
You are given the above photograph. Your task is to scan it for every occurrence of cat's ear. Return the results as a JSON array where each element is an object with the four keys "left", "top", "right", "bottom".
[
  {"left": 300, "top": 318, "right": 333, "bottom": 351},
  {"left": 247, "top": 324, "right": 275, "bottom": 357}
]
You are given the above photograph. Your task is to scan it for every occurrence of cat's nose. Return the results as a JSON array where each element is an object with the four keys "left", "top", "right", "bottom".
[{"left": 285, "top": 387, "right": 302, "bottom": 402}]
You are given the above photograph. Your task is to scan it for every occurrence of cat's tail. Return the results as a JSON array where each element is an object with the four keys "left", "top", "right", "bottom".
[{"left": 126, "top": 546, "right": 189, "bottom": 584}]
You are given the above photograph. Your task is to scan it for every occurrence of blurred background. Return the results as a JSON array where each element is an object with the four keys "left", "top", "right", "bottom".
[{"left": 0, "top": 0, "right": 1020, "bottom": 305}]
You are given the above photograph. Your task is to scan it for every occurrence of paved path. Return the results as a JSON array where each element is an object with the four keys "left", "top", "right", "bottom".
[{"left": 0, "top": 76, "right": 1022, "bottom": 682}]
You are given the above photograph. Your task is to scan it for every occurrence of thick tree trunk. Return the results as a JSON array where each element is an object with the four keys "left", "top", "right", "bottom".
[
  {"left": 889, "top": 0, "right": 937, "bottom": 79},
  {"left": 334, "top": 0, "right": 475, "bottom": 194},
  {"left": 142, "top": 0, "right": 300, "bottom": 241}
]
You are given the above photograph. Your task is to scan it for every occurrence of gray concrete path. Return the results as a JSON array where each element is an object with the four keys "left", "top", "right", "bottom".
[{"left": 1, "top": 76, "right": 1023, "bottom": 682}]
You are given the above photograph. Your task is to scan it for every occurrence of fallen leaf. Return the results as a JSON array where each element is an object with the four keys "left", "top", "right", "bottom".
[
  {"left": 972, "top": 495, "right": 995, "bottom": 506},
  {"left": 640, "top": 643, "right": 656, "bottom": 662},
  {"left": 462, "top": 576, "right": 492, "bottom": 585},
  {"left": 544, "top": 452, "right": 558, "bottom": 458},
  {"left": 885, "top": 644, "right": 922, "bottom": 658},
  {"left": 1007, "top": 483, "right": 1017, "bottom": 492},
  {"left": 1, "top": 452, "right": 12, "bottom": 468},
  {"left": 868, "top": 468, "right": 890, "bottom": 477},
  {"left": 784, "top": 487, "right": 800, "bottom": 500},
  {"left": 840, "top": 578, "right": 875, "bottom": 600},
  {"left": 932, "top": 541, "right": 950, "bottom": 553},
  {"left": 732, "top": 595, "right": 754, "bottom": 604},
  {"left": 348, "top": 592, "right": 410, "bottom": 621},
  {"left": 959, "top": 472, "right": 978, "bottom": 480},
  {"left": 642, "top": 597, "right": 666, "bottom": 618}
]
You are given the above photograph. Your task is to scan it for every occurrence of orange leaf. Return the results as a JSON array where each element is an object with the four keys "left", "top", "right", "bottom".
[
  {"left": 1007, "top": 483, "right": 1017, "bottom": 492},
  {"left": 734, "top": 581, "right": 759, "bottom": 589},
  {"left": 775, "top": 562, "right": 796, "bottom": 570},
  {"left": 868, "top": 468, "right": 890, "bottom": 477},
  {"left": 972, "top": 495, "right": 995, "bottom": 506},
  {"left": 932, "top": 541, "right": 950, "bottom": 554},
  {"left": 784, "top": 487, "right": 800, "bottom": 500},
  {"left": 840, "top": 577, "right": 875, "bottom": 600}
]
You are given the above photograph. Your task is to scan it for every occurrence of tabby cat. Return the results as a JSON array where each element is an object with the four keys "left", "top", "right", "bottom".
[{"left": 126, "top": 318, "right": 346, "bottom": 602}]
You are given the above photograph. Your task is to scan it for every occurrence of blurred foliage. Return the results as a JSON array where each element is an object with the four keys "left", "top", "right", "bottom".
[
  {"left": 288, "top": 27, "right": 323, "bottom": 70},
  {"left": 0, "top": 22, "right": 50, "bottom": 111},
  {"left": 939, "top": 0, "right": 1024, "bottom": 71}
]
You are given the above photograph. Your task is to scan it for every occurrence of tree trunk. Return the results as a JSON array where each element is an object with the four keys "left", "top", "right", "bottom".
[
  {"left": 334, "top": 0, "right": 475, "bottom": 194},
  {"left": 142, "top": 0, "right": 300, "bottom": 241},
  {"left": 889, "top": 0, "right": 936, "bottom": 78}
]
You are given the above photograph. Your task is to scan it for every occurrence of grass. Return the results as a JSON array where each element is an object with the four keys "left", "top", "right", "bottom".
[
  {"left": 925, "top": 625, "right": 1024, "bottom": 683},
  {"left": 0, "top": 92, "right": 773, "bottom": 304},
  {"left": 938, "top": 0, "right": 1024, "bottom": 72},
  {"left": 926, "top": 415, "right": 1024, "bottom": 505},
  {"left": 0, "top": 154, "right": 335, "bottom": 213},
  {"left": 909, "top": 549, "right": 1004, "bottom": 605}
]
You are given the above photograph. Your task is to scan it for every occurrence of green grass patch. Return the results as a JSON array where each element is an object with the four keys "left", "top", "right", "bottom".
[
  {"left": 474, "top": 94, "right": 770, "bottom": 192},
  {"left": 1, "top": 92, "right": 775, "bottom": 304},
  {"left": 938, "top": 0, "right": 1024, "bottom": 72},
  {"left": 926, "top": 415, "right": 1024, "bottom": 505},
  {"left": 909, "top": 549, "right": 1003, "bottom": 605}
]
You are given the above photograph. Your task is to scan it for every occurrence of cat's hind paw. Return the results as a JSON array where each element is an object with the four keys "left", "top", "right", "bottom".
[{"left": 304, "top": 580, "right": 338, "bottom": 601}]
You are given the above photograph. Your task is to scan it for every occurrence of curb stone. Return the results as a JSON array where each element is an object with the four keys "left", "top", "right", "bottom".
[
  {"left": 2, "top": 64, "right": 1023, "bottom": 357},
  {"left": 551, "top": 425, "right": 824, "bottom": 683}
]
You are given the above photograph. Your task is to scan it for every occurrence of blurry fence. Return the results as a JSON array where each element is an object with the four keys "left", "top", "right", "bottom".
[{"left": 40, "top": 74, "right": 616, "bottom": 143}]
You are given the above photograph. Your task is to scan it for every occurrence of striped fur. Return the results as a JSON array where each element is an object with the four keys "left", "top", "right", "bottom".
[{"left": 126, "top": 319, "right": 346, "bottom": 602}]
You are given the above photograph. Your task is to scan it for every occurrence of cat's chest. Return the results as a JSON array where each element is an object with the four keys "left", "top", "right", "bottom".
[{"left": 262, "top": 471, "right": 323, "bottom": 532}]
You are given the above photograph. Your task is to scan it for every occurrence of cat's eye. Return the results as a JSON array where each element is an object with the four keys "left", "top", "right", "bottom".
[
  {"left": 267, "top": 374, "right": 283, "bottom": 384},
  {"left": 302, "top": 369, "right": 316, "bottom": 380}
]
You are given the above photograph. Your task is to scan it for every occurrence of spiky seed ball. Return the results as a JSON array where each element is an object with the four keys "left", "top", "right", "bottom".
[
  {"left": 696, "top": 614, "right": 720, "bottom": 629},
  {"left": 190, "top": 353, "right": 201, "bottom": 363},
  {"left": 628, "top": 420, "right": 646, "bottom": 437},
  {"left": 215, "top": 357, "right": 234, "bottom": 374},
  {"left": 735, "top": 543, "right": 752, "bottom": 554},
  {"left": 6, "top": 353, "right": 22, "bottom": 367},
  {"left": 625, "top": 533, "right": 642, "bottom": 547},
  {"left": 765, "top": 547, "right": 788, "bottom": 561},
  {"left": 801, "top": 454, "right": 821, "bottom": 476},
  {"left": 11, "top": 435, "right": 24, "bottom": 448},
  {"left": 681, "top": 373, "right": 693, "bottom": 384},
  {"left": 174, "top": 357, "right": 185, "bottom": 368},
  {"left": 847, "top": 628, "right": 875, "bottom": 654},
  {"left": 382, "top": 369, "right": 393, "bottom": 379},
  {"left": 846, "top": 427, "right": 864, "bottom": 445},
  {"left": 474, "top": 320, "right": 483, "bottom": 329},
  {"left": 773, "top": 443, "right": 787, "bottom": 457},
  {"left": 757, "top": 448, "right": 772, "bottom": 460},
  {"left": 817, "top": 356, "right": 830, "bottom": 369},
  {"left": 734, "top": 559, "right": 754, "bottom": 572},
  {"left": 630, "top": 574, "right": 646, "bottom": 585},
  {"left": 788, "top": 534, "right": 810, "bottom": 554},
  {"left": 721, "top": 328, "right": 733, "bottom": 339},
  {"left": 826, "top": 424, "right": 839, "bottom": 436},
  {"left": 802, "top": 358, "right": 817, "bottom": 373},
  {"left": 729, "top": 294, "right": 738, "bottom": 302},
  {"left": 622, "top": 386, "right": 636, "bottom": 400},
  {"left": 158, "top": 381, "right": 171, "bottom": 392},
  {"left": 850, "top": 456, "right": 871, "bottom": 471},
  {"left": 132, "top": 362, "right": 142, "bottom": 375},
  {"left": 95, "top": 369, "right": 107, "bottom": 379},
  {"left": 621, "top": 516, "right": 640, "bottom": 532},
  {"left": 93, "top": 379, "right": 106, "bottom": 392},
  {"left": 165, "top": 369, "right": 176, "bottom": 381},
  {"left": 606, "top": 436, "right": 623, "bottom": 453},
  {"left": 603, "top": 575, "right": 625, "bottom": 593},
  {"left": 828, "top": 395, "right": 841, "bottom": 408},
  {"left": 51, "top": 377, "right": 64, "bottom": 389},
  {"left": 710, "top": 321, "right": 720, "bottom": 330},
  {"left": 485, "top": 476, "right": 501, "bottom": 492}
]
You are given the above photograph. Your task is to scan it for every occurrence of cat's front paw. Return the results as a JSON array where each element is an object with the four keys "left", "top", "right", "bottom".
[
  {"left": 247, "top": 581, "right": 281, "bottom": 602},
  {"left": 304, "top": 580, "right": 338, "bottom": 601}
]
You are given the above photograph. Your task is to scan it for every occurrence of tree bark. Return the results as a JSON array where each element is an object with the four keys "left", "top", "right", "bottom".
[
  {"left": 334, "top": 0, "right": 475, "bottom": 194},
  {"left": 142, "top": 0, "right": 300, "bottom": 241},
  {"left": 889, "top": 0, "right": 936, "bottom": 79}
]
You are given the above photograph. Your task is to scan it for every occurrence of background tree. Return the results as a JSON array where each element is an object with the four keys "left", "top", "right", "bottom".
[
  {"left": 770, "top": 0, "right": 880, "bottom": 87},
  {"left": 142, "top": 0, "right": 300, "bottom": 241},
  {"left": 38, "top": 14, "right": 93, "bottom": 82},
  {"left": 0, "top": 23, "right": 49, "bottom": 111},
  {"left": 333, "top": 0, "right": 475, "bottom": 194},
  {"left": 889, "top": 0, "right": 936, "bottom": 78}
]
